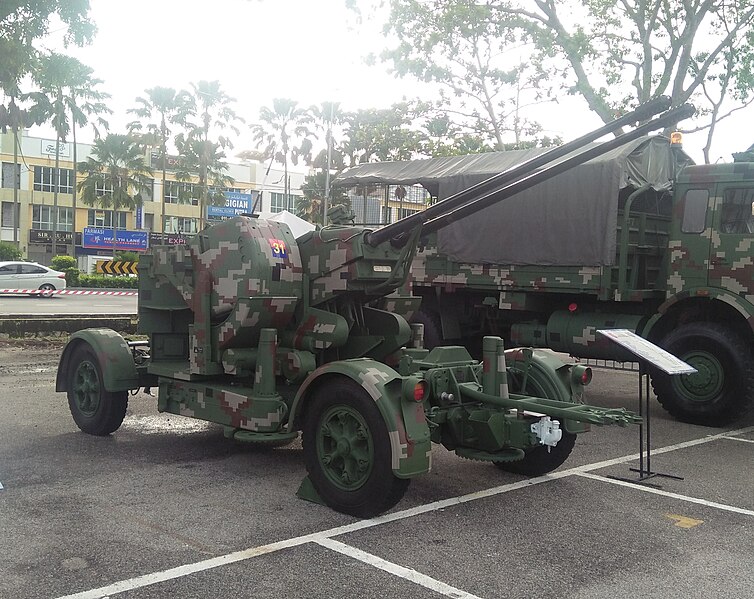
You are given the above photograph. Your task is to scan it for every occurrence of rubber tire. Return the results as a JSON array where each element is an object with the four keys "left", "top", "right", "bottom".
[
  {"left": 39, "top": 283, "right": 55, "bottom": 291},
  {"left": 411, "top": 307, "right": 443, "bottom": 350},
  {"left": 67, "top": 345, "right": 128, "bottom": 436},
  {"left": 494, "top": 365, "right": 577, "bottom": 476},
  {"left": 302, "top": 379, "right": 410, "bottom": 518},
  {"left": 651, "top": 322, "right": 754, "bottom": 426}
]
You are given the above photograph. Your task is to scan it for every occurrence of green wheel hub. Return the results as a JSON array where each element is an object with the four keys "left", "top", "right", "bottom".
[
  {"left": 317, "top": 405, "right": 374, "bottom": 491},
  {"left": 673, "top": 350, "right": 724, "bottom": 403},
  {"left": 72, "top": 360, "right": 101, "bottom": 416}
]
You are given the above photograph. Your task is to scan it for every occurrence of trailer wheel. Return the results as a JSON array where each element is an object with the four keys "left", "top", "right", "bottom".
[
  {"left": 651, "top": 322, "right": 754, "bottom": 426},
  {"left": 494, "top": 365, "right": 577, "bottom": 476},
  {"left": 411, "top": 308, "right": 443, "bottom": 349},
  {"left": 302, "top": 379, "right": 409, "bottom": 517},
  {"left": 67, "top": 345, "right": 128, "bottom": 436}
]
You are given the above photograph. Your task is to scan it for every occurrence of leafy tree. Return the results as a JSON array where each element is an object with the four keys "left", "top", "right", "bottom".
[
  {"left": 340, "top": 102, "right": 426, "bottom": 165},
  {"left": 407, "top": 1, "right": 754, "bottom": 163},
  {"left": 297, "top": 170, "right": 349, "bottom": 225},
  {"left": 77, "top": 134, "right": 153, "bottom": 255},
  {"left": 184, "top": 80, "right": 244, "bottom": 229},
  {"left": 382, "top": 0, "right": 550, "bottom": 149},
  {"left": 172, "top": 134, "right": 235, "bottom": 209},
  {"left": 27, "top": 52, "right": 110, "bottom": 254},
  {"left": 250, "top": 98, "right": 315, "bottom": 214},
  {"left": 0, "top": 4, "right": 95, "bottom": 245},
  {"left": 127, "top": 87, "right": 193, "bottom": 232},
  {"left": 0, "top": 241, "right": 22, "bottom": 261}
]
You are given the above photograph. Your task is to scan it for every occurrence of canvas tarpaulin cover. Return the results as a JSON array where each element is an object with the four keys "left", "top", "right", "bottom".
[{"left": 334, "top": 136, "right": 691, "bottom": 266}]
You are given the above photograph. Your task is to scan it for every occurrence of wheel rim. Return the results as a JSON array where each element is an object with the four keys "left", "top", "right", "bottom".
[
  {"left": 72, "top": 360, "right": 101, "bottom": 416},
  {"left": 316, "top": 405, "right": 374, "bottom": 491},
  {"left": 672, "top": 350, "right": 724, "bottom": 403}
]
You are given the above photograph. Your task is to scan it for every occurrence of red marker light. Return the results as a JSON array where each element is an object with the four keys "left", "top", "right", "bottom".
[
  {"left": 568, "top": 303, "right": 578, "bottom": 312},
  {"left": 413, "top": 381, "right": 428, "bottom": 402}
]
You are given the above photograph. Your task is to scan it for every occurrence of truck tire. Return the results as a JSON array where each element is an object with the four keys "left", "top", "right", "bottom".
[
  {"left": 411, "top": 308, "right": 443, "bottom": 350},
  {"left": 67, "top": 345, "right": 128, "bottom": 436},
  {"left": 651, "top": 322, "right": 754, "bottom": 426},
  {"left": 494, "top": 364, "right": 577, "bottom": 476},
  {"left": 302, "top": 379, "right": 410, "bottom": 517}
]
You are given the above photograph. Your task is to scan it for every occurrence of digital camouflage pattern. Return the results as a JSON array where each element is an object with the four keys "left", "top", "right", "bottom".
[
  {"left": 408, "top": 158, "right": 754, "bottom": 424},
  {"left": 58, "top": 199, "right": 642, "bottom": 514}
]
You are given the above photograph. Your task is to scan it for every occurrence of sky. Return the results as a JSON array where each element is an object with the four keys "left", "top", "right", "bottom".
[{"left": 29, "top": 0, "right": 754, "bottom": 166}]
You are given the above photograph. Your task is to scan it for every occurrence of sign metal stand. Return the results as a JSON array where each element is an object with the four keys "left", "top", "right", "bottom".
[{"left": 597, "top": 329, "right": 696, "bottom": 486}]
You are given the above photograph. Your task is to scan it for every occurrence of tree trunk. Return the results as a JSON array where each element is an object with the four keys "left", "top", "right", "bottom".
[{"left": 72, "top": 113, "right": 78, "bottom": 259}]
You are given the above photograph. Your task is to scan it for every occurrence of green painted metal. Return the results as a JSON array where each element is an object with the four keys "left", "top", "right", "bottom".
[
  {"left": 56, "top": 328, "right": 139, "bottom": 393},
  {"left": 58, "top": 109, "right": 677, "bottom": 514}
]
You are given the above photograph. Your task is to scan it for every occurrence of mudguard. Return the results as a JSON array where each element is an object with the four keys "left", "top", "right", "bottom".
[
  {"left": 504, "top": 348, "right": 590, "bottom": 434},
  {"left": 56, "top": 328, "right": 139, "bottom": 393},
  {"left": 290, "top": 358, "right": 432, "bottom": 479}
]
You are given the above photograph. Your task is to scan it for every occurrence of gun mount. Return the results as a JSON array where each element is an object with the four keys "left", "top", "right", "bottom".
[{"left": 53, "top": 101, "right": 694, "bottom": 517}]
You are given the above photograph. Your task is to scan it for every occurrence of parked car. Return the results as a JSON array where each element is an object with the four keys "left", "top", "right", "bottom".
[{"left": 0, "top": 261, "right": 68, "bottom": 294}]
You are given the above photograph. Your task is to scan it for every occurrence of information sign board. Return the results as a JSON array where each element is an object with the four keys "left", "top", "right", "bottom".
[
  {"left": 83, "top": 227, "right": 149, "bottom": 252},
  {"left": 596, "top": 329, "right": 697, "bottom": 375}
]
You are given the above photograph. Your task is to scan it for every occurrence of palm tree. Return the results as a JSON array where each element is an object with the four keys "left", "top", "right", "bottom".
[
  {"left": 77, "top": 134, "right": 153, "bottom": 255},
  {"left": 0, "top": 39, "right": 40, "bottom": 246},
  {"left": 127, "top": 87, "right": 193, "bottom": 234},
  {"left": 28, "top": 52, "right": 110, "bottom": 256},
  {"left": 185, "top": 80, "right": 244, "bottom": 230},
  {"left": 250, "top": 98, "right": 315, "bottom": 215}
]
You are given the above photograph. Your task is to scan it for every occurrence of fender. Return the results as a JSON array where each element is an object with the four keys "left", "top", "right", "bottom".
[
  {"left": 56, "top": 328, "right": 139, "bottom": 393},
  {"left": 504, "top": 348, "right": 590, "bottom": 434},
  {"left": 289, "top": 358, "right": 432, "bottom": 479},
  {"left": 644, "top": 288, "right": 754, "bottom": 339}
]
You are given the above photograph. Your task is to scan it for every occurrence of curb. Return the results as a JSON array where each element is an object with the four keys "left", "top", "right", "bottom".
[{"left": 0, "top": 314, "right": 138, "bottom": 338}]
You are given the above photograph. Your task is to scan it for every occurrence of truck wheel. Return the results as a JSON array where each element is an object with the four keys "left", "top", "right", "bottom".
[
  {"left": 67, "top": 345, "right": 128, "bottom": 436},
  {"left": 495, "top": 365, "right": 577, "bottom": 476},
  {"left": 411, "top": 308, "right": 443, "bottom": 349},
  {"left": 302, "top": 379, "right": 410, "bottom": 517},
  {"left": 651, "top": 322, "right": 754, "bottom": 426}
]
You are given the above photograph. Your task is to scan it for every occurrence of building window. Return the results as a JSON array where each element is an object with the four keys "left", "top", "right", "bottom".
[
  {"left": 2, "top": 162, "right": 20, "bottom": 189},
  {"left": 399, "top": 208, "right": 419, "bottom": 220},
  {"left": 270, "top": 192, "right": 296, "bottom": 213},
  {"left": 144, "top": 213, "right": 154, "bottom": 232},
  {"left": 141, "top": 179, "right": 154, "bottom": 202},
  {"left": 87, "top": 209, "right": 127, "bottom": 229},
  {"left": 165, "top": 180, "right": 198, "bottom": 205},
  {"left": 1, "top": 201, "right": 19, "bottom": 227},
  {"left": 164, "top": 216, "right": 197, "bottom": 234},
  {"left": 32, "top": 205, "right": 73, "bottom": 231},
  {"left": 33, "top": 166, "right": 74, "bottom": 194}
]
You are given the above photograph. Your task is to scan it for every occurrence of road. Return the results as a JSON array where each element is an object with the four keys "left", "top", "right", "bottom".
[
  {"left": 0, "top": 291, "right": 137, "bottom": 315},
  {"left": 0, "top": 341, "right": 752, "bottom": 599}
]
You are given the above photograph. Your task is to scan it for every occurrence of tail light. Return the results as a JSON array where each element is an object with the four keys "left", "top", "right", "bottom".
[{"left": 571, "top": 365, "right": 592, "bottom": 386}]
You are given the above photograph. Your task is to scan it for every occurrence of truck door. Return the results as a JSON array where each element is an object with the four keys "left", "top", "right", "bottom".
[
  {"left": 668, "top": 187, "right": 713, "bottom": 293},
  {"left": 708, "top": 185, "right": 754, "bottom": 296}
]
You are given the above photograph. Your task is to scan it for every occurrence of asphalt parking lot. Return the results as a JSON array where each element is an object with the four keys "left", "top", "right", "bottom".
[{"left": 1, "top": 343, "right": 752, "bottom": 599}]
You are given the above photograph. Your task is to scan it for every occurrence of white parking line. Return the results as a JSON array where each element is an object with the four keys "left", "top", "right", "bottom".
[
  {"left": 316, "top": 538, "right": 484, "bottom": 599},
  {"left": 55, "top": 425, "right": 754, "bottom": 599},
  {"left": 575, "top": 472, "right": 754, "bottom": 517},
  {"left": 721, "top": 435, "right": 754, "bottom": 444}
]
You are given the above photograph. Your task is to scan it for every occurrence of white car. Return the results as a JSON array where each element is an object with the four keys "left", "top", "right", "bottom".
[{"left": 0, "top": 261, "right": 68, "bottom": 294}]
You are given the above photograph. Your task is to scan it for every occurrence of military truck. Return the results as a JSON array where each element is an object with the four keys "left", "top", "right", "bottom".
[
  {"left": 335, "top": 128, "right": 754, "bottom": 427},
  {"left": 53, "top": 101, "right": 692, "bottom": 517}
]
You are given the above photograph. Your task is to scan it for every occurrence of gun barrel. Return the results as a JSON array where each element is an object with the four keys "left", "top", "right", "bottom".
[
  {"left": 365, "top": 96, "right": 673, "bottom": 247},
  {"left": 421, "top": 103, "right": 694, "bottom": 237}
]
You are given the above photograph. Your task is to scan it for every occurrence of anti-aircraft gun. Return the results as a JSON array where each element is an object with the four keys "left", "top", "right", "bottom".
[{"left": 56, "top": 99, "right": 691, "bottom": 517}]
